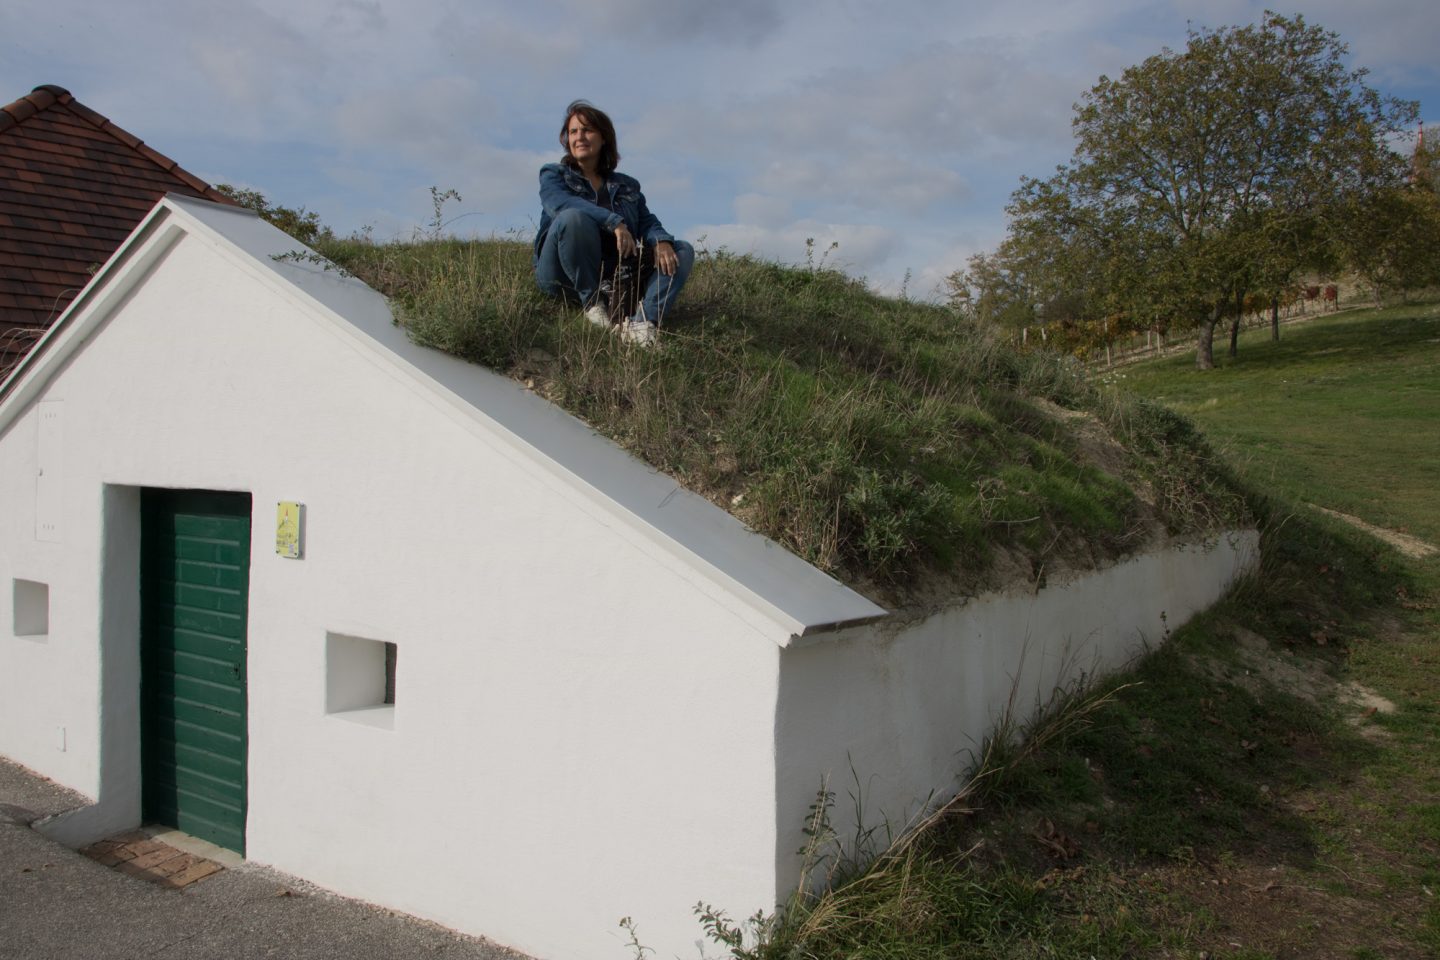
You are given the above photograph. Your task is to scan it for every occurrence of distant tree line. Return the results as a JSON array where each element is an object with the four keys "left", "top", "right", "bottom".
[{"left": 948, "top": 13, "right": 1439, "bottom": 369}]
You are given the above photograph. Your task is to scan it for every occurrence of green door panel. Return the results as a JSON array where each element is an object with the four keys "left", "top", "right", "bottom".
[{"left": 141, "top": 489, "right": 251, "bottom": 854}]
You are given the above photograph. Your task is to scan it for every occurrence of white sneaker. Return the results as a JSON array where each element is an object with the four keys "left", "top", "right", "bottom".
[
  {"left": 620, "top": 319, "right": 657, "bottom": 347},
  {"left": 584, "top": 303, "right": 610, "bottom": 328}
]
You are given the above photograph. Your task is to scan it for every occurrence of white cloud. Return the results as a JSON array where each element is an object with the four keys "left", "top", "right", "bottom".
[
  {"left": 430, "top": 9, "right": 583, "bottom": 72},
  {"left": 690, "top": 220, "right": 901, "bottom": 276},
  {"left": 751, "top": 153, "right": 970, "bottom": 217},
  {"left": 556, "top": 0, "right": 785, "bottom": 44},
  {"left": 2, "top": 0, "right": 1435, "bottom": 295},
  {"left": 733, "top": 193, "right": 793, "bottom": 228},
  {"left": 633, "top": 37, "right": 1077, "bottom": 162},
  {"left": 334, "top": 77, "right": 503, "bottom": 151},
  {"left": 322, "top": 0, "right": 386, "bottom": 36}
]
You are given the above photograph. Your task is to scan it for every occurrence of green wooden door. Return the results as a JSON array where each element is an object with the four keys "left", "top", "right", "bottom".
[{"left": 141, "top": 489, "right": 251, "bottom": 854}]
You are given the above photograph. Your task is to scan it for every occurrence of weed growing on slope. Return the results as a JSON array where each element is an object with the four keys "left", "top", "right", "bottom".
[{"left": 320, "top": 237, "right": 1249, "bottom": 600}]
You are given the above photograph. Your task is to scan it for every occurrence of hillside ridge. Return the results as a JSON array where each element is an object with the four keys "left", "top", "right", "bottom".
[{"left": 320, "top": 236, "right": 1252, "bottom": 607}]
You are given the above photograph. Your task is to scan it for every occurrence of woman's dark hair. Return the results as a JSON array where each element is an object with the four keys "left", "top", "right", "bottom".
[{"left": 559, "top": 100, "right": 619, "bottom": 174}]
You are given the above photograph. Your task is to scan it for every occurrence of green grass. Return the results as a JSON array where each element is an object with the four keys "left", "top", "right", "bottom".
[
  {"left": 1108, "top": 306, "right": 1439, "bottom": 953},
  {"left": 660, "top": 301, "right": 1440, "bottom": 960},
  {"left": 1111, "top": 303, "right": 1440, "bottom": 542},
  {"left": 317, "top": 237, "right": 1248, "bottom": 602}
]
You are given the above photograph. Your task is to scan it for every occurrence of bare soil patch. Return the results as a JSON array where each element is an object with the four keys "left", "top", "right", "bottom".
[
  {"left": 1146, "top": 850, "right": 1432, "bottom": 960},
  {"left": 1309, "top": 504, "right": 1437, "bottom": 559},
  {"left": 1188, "top": 627, "right": 1399, "bottom": 748}
]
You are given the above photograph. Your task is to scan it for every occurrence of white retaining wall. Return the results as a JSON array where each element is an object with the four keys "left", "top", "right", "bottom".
[{"left": 775, "top": 530, "right": 1258, "bottom": 889}]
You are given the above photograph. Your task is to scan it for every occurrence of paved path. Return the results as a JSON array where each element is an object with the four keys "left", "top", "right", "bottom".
[{"left": 0, "top": 756, "right": 531, "bottom": 960}]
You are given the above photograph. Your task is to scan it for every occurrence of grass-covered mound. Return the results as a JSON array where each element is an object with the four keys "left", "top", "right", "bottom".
[{"left": 320, "top": 237, "right": 1250, "bottom": 604}]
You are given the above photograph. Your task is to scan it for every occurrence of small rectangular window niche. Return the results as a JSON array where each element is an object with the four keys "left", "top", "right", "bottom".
[
  {"left": 325, "top": 632, "right": 397, "bottom": 729},
  {"left": 13, "top": 579, "right": 49, "bottom": 638}
]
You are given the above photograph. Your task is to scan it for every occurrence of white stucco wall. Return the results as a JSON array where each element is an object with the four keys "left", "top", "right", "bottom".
[
  {"left": 0, "top": 198, "right": 1263, "bottom": 960},
  {"left": 1, "top": 403, "right": 92, "bottom": 790},
  {"left": 0, "top": 229, "right": 783, "bottom": 960},
  {"left": 773, "top": 530, "right": 1258, "bottom": 890}
]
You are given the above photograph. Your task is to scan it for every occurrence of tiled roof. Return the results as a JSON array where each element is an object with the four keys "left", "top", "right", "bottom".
[{"left": 0, "top": 84, "right": 234, "bottom": 377}]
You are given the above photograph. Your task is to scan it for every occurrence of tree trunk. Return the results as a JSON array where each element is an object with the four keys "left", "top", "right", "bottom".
[
  {"left": 1271, "top": 295, "right": 1280, "bottom": 341},
  {"left": 1228, "top": 288, "right": 1243, "bottom": 358},
  {"left": 1196, "top": 314, "right": 1218, "bottom": 370}
]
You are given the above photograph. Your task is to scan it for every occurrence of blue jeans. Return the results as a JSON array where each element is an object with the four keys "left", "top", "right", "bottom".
[{"left": 534, "top": 209, "right": 694, "bottom": 326}]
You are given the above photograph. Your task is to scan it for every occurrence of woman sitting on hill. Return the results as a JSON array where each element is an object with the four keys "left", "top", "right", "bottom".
[{"left": 533, "top": 100, "right": 694, "bottom": 347}]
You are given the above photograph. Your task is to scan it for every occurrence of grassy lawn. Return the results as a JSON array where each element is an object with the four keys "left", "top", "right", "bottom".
[
  {"left": 1106, "top": 302, "right": 1440, "bottom": 958},
  {"left": 1112, "top": 303, "right": 1440, "bottom": 543},
  {"left": 678, "top": 301, "right": 1439, "bottom": 960}
]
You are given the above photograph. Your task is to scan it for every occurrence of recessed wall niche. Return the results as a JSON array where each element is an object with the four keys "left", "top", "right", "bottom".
[
  {"left": 325, "top": 632, "right": 397, "bottom": 728},
  {"left": 13, "top": 579, "right": 49, "bottom": 638}
]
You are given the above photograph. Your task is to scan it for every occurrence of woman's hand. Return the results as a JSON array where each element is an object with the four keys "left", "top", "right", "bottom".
[
  {"left": 655, "top": 240, "right": 679, "bottom": 276},
  {"left": 614, "top": 223, "right": 637, "bottom": 259}
]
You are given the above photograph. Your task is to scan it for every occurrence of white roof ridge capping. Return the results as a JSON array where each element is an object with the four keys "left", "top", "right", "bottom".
[{"left": 0, "top": 194, "right": 886, "bottom": 644}]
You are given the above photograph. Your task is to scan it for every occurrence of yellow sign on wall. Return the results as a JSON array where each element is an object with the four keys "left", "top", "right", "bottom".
[{"left": 276, "top": 501, "right": 304, "bottom": 559}]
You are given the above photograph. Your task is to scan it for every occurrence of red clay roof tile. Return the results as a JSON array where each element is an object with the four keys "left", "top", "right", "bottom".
[
  {"left": 2, "top": 98, "right": 40, "bottom": 126},
  {"left": 0, "top": 84, "right": 236, "bottom": 377}
]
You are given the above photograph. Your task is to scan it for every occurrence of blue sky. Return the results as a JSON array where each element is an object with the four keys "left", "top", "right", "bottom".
[{"left": 3, "top": 0, "right": 1435, "bottom": 299}]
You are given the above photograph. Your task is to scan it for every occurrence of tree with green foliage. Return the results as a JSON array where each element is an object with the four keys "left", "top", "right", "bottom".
[
  {"left": 1330, "top": 130, "right": 1440, "bottom": 306},
  {"left": 215, "top": 184, "right": 335, "bottom": 247},
  {"left": 1336, "top": 175, "right": 1440, "bottom": 305},
  {"left": 945, "top": 246, "right": 1038, "bottom": 329},
  {"left": 1412, "top": 126, "right": 1440, "bottom": 186},
  {"left": 947, "top": 181, "right": 1129, "bottom": 357},
  {"left": 996, "top": 13, "right": 1416, "bottom": 369}
]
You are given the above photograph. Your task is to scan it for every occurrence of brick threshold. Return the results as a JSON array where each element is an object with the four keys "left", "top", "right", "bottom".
[{"left": 81, "top": 829, "right": 226, "bottom": 889}]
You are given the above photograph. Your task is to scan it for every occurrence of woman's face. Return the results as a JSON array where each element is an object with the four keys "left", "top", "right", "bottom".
[{"left": 567, "top": 113, "right": 604, "bottom": 167}]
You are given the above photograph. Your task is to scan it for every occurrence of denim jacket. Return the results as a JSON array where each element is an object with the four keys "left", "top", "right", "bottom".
[{"left": 533, "top": 162, "right": 674, "bottom": 261}]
